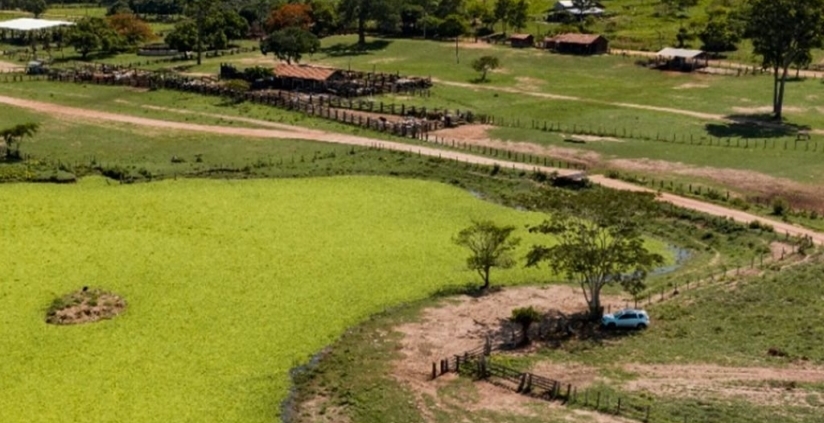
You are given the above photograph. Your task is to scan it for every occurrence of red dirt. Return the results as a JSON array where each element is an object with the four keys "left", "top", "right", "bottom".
[{"left": 393, "top": 285, "right": 633, "bottom": 422}]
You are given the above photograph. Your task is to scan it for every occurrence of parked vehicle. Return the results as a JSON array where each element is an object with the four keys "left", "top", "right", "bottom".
[{"left": 601, "top": 309, "right": 650, "bottom": 330}]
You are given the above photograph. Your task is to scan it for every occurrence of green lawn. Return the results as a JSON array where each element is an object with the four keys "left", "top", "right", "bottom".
[{"left": 0, "top": 176, "right": 559, "bottom": 423}]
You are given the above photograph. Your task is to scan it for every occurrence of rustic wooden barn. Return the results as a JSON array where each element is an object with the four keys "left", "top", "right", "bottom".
[
  {"left": 509, "top": 33, "right": 535, "bottom": 48},
  {"left": 272, "top": 63, "right": 344, "bottom": 91},
  {"left": 544, "top": 33, "right": 609, "bottom": 55}
]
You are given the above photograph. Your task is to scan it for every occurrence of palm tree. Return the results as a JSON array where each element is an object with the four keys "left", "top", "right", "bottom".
[{"left": 1, "top": 123, "right": 39, "bottom": 161}]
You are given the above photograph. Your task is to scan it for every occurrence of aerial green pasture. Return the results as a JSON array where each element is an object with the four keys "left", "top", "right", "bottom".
[{"left": 0, "top": 176, "right": 561, "bottom": 423}]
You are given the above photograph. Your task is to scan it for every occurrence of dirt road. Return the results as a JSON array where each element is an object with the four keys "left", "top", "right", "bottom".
[{"left": 3, "top": 94, "right": 823, "bottom": 244}]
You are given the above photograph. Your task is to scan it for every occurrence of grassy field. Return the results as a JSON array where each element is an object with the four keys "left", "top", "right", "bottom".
[{"left": 0, "top": 175, "right": 563, "bottom": 423}]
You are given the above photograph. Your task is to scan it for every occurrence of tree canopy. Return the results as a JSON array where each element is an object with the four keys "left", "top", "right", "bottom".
[
  {"left": 471, "top": 55, "right": 500, "bottom": 82},
  {"left": 266, "top": 3, "right": 313, "bottom": 32},
  {"left": 21, "top": 0, "right": 47, "bottom": 18},
  {"left": 526, "top": 189, "right": 664, "bottom": 318},
  {"left": 107, "top": 13, "right": 155, "bottom": 45},
  {"left": 453, "top": 220, "right": 520, "bottom": 290},
  {"left": 743, "top": 0, "right": 824, "bottom": 120},
  {"left": 261, "top": 26, "right": 320, "bottom": 64},
  {"left": 67, "top": 17, "right": 123, "bottom": 59},
  {"left": 698, "top": 7, "right": 743, "bottom": 55},
  {"left": 1, "top": 122, "right": 39, "bottom": 161}
]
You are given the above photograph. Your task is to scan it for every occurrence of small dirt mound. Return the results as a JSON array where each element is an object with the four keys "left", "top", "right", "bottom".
[{"left": 45, "top": 288, "right": 126, "bottom": 325}]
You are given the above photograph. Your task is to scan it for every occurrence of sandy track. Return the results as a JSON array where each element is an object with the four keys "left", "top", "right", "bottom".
[
  {"left": 3, "top": 94, "right": 823, "bottom": 244},
  {"left": 0, "top": 95, "right": 579, "bottom": 176}
]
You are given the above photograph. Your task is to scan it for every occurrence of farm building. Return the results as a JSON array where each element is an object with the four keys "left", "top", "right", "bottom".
[
  {"left": 654, "top": 48, "right": 708, "bottom": 71},
  {"left": 272, "top": 63, "right": 345, "bottom": 90},
  {"left": 551, "top": 0, "right": 605, "bottom": 17},
  {"left": 509, "top": 34, "right": 535, "bottom": 48},
  {"left": 544, "top": 33, "right": 608, "bottom": 55}
]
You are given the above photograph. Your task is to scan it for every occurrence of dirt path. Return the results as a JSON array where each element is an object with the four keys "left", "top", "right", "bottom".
[
  {"left": 0, "top": 94, "right": 579, "bottom": 177},
  {"left": 0, "top": 60, "right": 23, "bottom": 72},
  {"left": 3, "top": 94, "right": 824, "bottom": 244},
  {"left": 622, "top": 363, "right": 824, "bottom": 407},
  {"left": 437, "top": 79, "right": 727, "bottom": 121}
]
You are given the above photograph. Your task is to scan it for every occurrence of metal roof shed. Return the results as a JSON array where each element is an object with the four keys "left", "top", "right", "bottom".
[
  {"left": 0, "top": 18, "right": 74, "bottom": 31},
  {"left": 656, "top": 48, "right": 705, "bottom": 59}
]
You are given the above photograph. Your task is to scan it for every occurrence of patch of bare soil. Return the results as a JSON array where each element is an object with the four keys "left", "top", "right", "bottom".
[
  {"left": 432, "top": 124, "right": 601, "bottom": 166},
  {"left": 563, "top": 134, "right": 623, "bottom": 143},
  {"left": 393, "top": 285, "right": 629, "bottom": 419},
  {"left": 732, "top": 106, "right": 805, "bottom": 114},
  {"left": 514, "top": 76, "right": 541, "bottom": 91},
  {"left": 0, "top": 60, "right": 23, "bottom": 72},
  {"left": 45, "top": 288, "right": 126, "bottom": 325},
  {"left": 622, "top": 364, "right": 824, "bottom": 407},
  {"left": 456, "top": 41, "right": 493, "bottom": 49},
  {"left": 673, "top": 83, "right": 710, "bottom": 90},
  {"left": 607, "top": 158, "right": 824, "bottom": 211},
  {"left": 530, "top": 361, "right": 603, "bottom": 389}
]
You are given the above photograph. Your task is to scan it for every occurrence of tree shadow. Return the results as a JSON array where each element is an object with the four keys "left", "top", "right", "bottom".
[
  {"left": 705, "top": 114, "right": 810, "bottom": 139},
  {"left": 320, "top": 39, "right": 392, "bottom": 57}
]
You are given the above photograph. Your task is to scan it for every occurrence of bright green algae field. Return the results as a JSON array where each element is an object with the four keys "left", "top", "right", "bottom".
[{"left": 0, "top": 176, "right": 564, "bottom": 423}]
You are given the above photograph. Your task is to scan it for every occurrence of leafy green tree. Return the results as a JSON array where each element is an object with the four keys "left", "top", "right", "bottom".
[
  {"left": 526, "top": 189, "right": 664, "bottom": 319},
  {"left": 309, "top": 0, "right": 339, "bottom": 37},
  {"left": 167, "top": 9, "right": 248, "bottom": 58},
  {"left": 165, "top": 19, "right": 198, "bottom": 52},
  {"left": 471, "top": 55, "right": 499, "bottom": 82},
  {"left": 261, "top": 26, "right": 320, "bottom": 64},
  {"left": 743, "top": 0, "right": 824, "bottom": 120},
  {"left": 21, "top": 0, "right": 47, "bottom": 18},
  {"left": 1, "top": 122, "right": 39, "bottom": 161},
  {"left": 493, "top": 0, "right": 512, "bottom": 34},
  {"left": 698, "top": 8, "right": 742, "bottom": 55},
  {"left": 507, "top": 0, "right": 528, "bottom": 32},
  {"left": 510, "top": 306, "right": 541, "bottom": 345},
  {"left": 438, "top": 13, "right": 467, "bottom": 39},
  {"left": 181, "top": 0, "right": 220, "bottom": 65},
  {"left": 67, "top": 17, "right": 123, "bottom": 59},
  {"left": 338, "top": 0, "right": 399, "bottom": 45},
  {"left": 453, "top": 220, "right": 520, "bottom": 290}
]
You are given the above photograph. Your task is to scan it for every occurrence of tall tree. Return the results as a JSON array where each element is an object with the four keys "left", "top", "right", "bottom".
[
  {"left": 743, "top": 0, "right": 824, "bottom": 120},
  {"left": 107, "top": 13, "right": 155, "bottom": 46},
  {"left": 338, "top": 0, "right": 398, "bottom": 45},
  {"left": 698, "top": 8, "right": 743, "bottom": 56},
  {"left": 266, "top": 3, "right": 314, "bottom": 32},
  {"left": 67, "top": 17, "right": 122, "bottom": 59},
  {"left": 21, "top": 0, "right": 47, "bottom": 18},
  {"left": 261, "top": 26, "right": 320, "bottom": 64},
  {"left": 453, "top": 220, "right": 520, "bottom": 290},
  {"left": 507, "top": 0, "right": 528, "bottom": 32},
  {"left": 438, "top": 13, "right": 467, "bottom": 39},
  {"left": 1, "top": 122, "right": 39, "bottom": 161},
  {"left": 493, "top": 0, "right": 511, "bottom": 34},
  {"left": 526, "top": 189, "right": 664, "bottom": 319},
  {"left": 183, "top": 0, "right": 220, "bottom": 65}
]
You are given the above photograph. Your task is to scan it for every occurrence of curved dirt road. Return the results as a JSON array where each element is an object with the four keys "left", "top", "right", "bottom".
[{"left": 2, "top": 95, "right": 822, "bottom": 244}]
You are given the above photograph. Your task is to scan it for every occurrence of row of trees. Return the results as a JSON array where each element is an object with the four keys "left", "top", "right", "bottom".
[
  {"left": 66, "top": 14, "right": 154, "bottom": 58},
  {"left": 454, "top": 189, "right": 664, "bottom": 319}
]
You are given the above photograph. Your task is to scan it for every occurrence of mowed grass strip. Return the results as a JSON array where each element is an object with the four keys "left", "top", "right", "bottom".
[{"left": 0, "top": 176, "right": 557, "bottom": 423}]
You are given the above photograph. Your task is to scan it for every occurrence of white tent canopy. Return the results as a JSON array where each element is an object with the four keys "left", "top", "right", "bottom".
[{"left": 0, "top": 18, "right": 74, "bottom": 32}]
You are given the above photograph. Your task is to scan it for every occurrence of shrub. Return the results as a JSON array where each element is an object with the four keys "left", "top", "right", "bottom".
[{"left": 772, "top": 197, "right": 789, "bottom": 216}]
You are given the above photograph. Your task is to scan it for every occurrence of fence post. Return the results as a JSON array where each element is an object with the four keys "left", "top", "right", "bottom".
[
  {"left": 645, "top": 405, "right": 650, "bottom": 422},
  {"left": 617, "top": 397, "right": 621, "bottom": 414},
  {"left": 432, "top": 362, "right": 437, "bottom": 379}
]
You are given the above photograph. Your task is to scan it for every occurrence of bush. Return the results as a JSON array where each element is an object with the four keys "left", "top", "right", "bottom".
[{"left": 771, "top": 197, "right": 789, "bottom": 216}]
